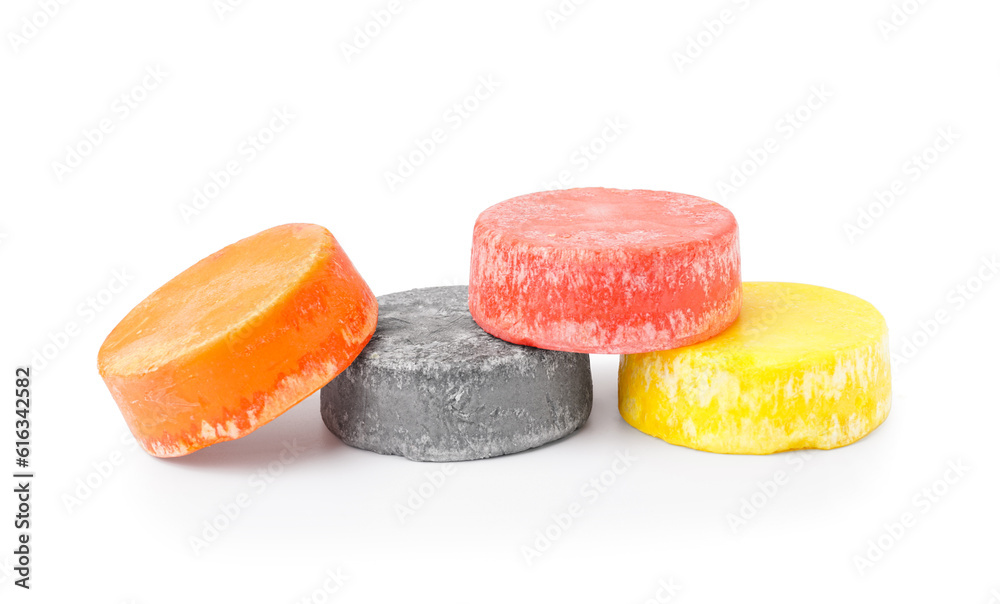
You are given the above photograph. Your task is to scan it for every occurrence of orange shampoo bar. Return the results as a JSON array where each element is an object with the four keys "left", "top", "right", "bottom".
[{"left": 98, "top": 224, "right": 378, "bottom": 458}]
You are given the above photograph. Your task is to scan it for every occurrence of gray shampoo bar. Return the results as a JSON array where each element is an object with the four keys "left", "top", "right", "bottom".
[{"left": 321, "top": 286, "right": 592, "bottom": 461}]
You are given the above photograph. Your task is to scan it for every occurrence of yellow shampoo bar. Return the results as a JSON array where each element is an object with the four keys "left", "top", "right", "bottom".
[{"left": 618, "top": 282, "right": 891, "bottom": 454}]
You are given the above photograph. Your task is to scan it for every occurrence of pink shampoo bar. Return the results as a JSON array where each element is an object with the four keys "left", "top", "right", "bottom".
[{"left": 469, "top": 188, "right": 742, "bottom": 354}]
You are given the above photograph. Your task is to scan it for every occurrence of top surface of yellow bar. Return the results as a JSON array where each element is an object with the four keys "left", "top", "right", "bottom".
[{"left": 669, "top": 282, "right": 886, "bottom": 364}]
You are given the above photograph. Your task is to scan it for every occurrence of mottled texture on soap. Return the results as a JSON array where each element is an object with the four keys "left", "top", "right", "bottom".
[
  {"left": 619, "top": 282, "right": 892, "bottom": 455},
  {"left": 469, "top": 187, "right": 741, "bottom": 354},
  {"left": 321, "top": 286, "right": 593, "bottom": 461},
  {"left": 98, "top": 224, "right": 377, "bottom": 458}
]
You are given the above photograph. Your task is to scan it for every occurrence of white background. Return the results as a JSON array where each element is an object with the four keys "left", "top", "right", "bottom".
[{"left": 2, "top": 0, "right": 999, "bottom": 602}]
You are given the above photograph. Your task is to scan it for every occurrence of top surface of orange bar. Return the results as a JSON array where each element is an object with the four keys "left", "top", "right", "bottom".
[{"left": 100, "top": 224, "right": 328, "bottom": 376}]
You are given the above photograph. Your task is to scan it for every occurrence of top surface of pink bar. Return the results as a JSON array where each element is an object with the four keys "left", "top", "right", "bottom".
[{"left": 476, "top": 187, "right": 736, "bottom": 248}]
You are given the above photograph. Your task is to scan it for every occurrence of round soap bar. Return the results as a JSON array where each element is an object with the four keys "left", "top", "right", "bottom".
[
  {"left": 619, "top": 282, "right": 892, "bottom": 454},
  {"left": 98, "top": 224, "right": 378, "bottom": 458},
  {"left": 321, "top": 286, "right": 593, "bottom": 461},
  {"left": 469, "top": 187, "right": 741, "bottom": 354}
]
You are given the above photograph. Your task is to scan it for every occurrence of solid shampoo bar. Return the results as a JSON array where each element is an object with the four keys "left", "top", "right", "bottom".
[
  {"left": 98, "top": 223, "right": 378, "bottom": 458},
  {"left": 322, "top": 286, "right": 593, "bottom": 461},
  {"left": 619, "top": 282, "right": 891, "bottom": 454},
  {"left": 469, "top": 187, "right": 741, "bottom": 354}
]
